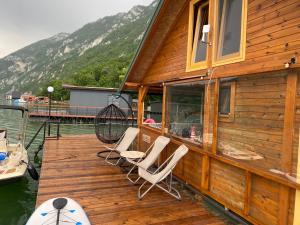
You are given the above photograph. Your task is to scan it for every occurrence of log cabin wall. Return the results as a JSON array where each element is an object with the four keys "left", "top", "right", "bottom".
[
  {"left": 132, "top": 0, "right": 300, "bottom": 224},
  {"left": 141, "top": 0, "right": 300, "bottom": 84}
]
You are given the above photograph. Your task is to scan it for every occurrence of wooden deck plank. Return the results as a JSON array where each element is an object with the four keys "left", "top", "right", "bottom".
[{"left": 36, "top": 134, "right": 228, "bottom": 225}]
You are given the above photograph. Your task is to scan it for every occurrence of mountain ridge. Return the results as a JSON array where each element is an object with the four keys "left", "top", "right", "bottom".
[{"left": 0, "top": 1, "right": 158, "bottom": 95}]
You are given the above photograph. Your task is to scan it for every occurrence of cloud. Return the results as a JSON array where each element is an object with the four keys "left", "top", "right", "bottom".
[{"left": 0, "top": 0, "right": 154, "bottom": 58}]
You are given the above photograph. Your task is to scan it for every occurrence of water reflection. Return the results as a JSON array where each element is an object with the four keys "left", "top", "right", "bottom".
[{"left": 0, "top": 107, "right": 95, "bottom": 225}]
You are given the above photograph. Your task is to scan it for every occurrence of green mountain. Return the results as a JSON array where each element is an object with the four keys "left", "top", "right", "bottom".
[{"left": 0, "top": 1, "right": 158, "bottom": 97}]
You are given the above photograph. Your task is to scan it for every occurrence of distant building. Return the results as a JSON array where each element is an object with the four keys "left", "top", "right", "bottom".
[
  {"left": 11, "top": 91, "right": 21, "bottom": 100},
  {"left": 21, "top": 93, "right": 36, "bottom": 102},
  {"left": 5, "top": 95, "right": 12, "bottom": 100},
  {"left": 63, "top": 84, "right": 132, "bottom": 115}
]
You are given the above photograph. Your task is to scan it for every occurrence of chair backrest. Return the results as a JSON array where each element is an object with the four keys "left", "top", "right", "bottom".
[
  {"left": 138, "top": 136, "right": 170, "bottom": 170},
  {"left": 115, "top": 127, "right": 140, "bottom": 152},
  {"left": 157, "top": 144, "right": 188, "bottom": 182}
]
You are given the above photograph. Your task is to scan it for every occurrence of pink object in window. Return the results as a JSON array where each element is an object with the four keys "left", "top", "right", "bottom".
[
  {"left": 144, "top": 118, "right": 156, "bottom": 124},
  {"left": 190, "top": 125, "right": 196, "bottom": 141}
]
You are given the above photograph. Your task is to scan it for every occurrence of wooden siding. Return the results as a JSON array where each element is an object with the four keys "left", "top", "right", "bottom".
[
  {"left": 139, "top": 0, "right": 300, "bottom": 84},
  {"left": 249, "top": 175, "right": 280, "bottom": 225},
  {"left": 139, "top": 71, "right": 300, "bottom": 225},
  {"left": 218, "top": 72, "right": 287, "bottom": 170},
  {"left": 209, "top": 160, "right": 245, "bottom": 211}
]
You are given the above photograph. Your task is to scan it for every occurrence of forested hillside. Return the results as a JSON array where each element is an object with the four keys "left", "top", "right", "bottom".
[{"left": 0, "top": 1, "right": 158, "bottom": 99}]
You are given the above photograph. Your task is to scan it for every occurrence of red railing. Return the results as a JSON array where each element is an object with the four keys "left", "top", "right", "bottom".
[{"left": 28, "top": 104, "right": 137, "bottom": 119}]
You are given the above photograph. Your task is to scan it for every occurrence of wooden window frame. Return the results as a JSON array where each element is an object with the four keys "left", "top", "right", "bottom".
[
  {"left": 218, "top": 81, "right": 236, "bottom": 122},
  {"left": 165, "top": 81, "right": 206, "bottom": 146},
  {"left": 186, "top": 0, "right": 210, "bottom": 72},
  {"left": 142, "top": 90, "right": 163, "bottom": 131},
  {"left": 212, "top": 0, "right": 247, "bottom": 67}
]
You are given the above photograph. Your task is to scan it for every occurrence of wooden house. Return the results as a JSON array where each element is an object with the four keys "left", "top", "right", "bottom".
[{"left": 121, "top": 0, "right": 300, "bottom": 224}]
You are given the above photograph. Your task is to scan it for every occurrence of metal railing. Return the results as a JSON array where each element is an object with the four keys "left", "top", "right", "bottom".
[{"left": 26, "top": 120, "right": 61, "bottom": 158}]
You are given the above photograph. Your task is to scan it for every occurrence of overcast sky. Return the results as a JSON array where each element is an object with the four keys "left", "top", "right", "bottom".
[{"left": 0, "top": 0, "right": 153, "bottom": 58}]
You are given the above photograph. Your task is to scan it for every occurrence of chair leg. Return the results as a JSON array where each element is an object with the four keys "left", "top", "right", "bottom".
[
  {"left": 126, "top": 164, "right": 141, "bottom": 184},
  {"left": 138, "top": 180, "right": 156, "bottom": 200},
  {"left": 105, "top": 150, "right": 121, "bottom": 166},
  {"left": 139, "top": 172, "right": 181, "bottom": 200},
  {"left": 156, "top": 182, "right": 182, "bottom": 200}
]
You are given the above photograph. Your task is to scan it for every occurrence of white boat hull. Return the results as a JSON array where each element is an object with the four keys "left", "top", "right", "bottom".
[
  {"left": 26, "top": 197, "right": 91, "bottom": 225},
  {"left": 0, "top": 144, "right": 28, "bottom": 181}
]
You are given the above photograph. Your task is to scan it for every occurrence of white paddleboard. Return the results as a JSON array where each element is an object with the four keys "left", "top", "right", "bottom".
[{"left": 26, "top": 197, "right": 91, "bottom": 225}]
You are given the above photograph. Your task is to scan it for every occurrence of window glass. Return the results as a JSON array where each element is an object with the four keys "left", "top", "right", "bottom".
[
  {"left": 217, "top": 0, "right": 242, "bottom": 58},
  {"left": 167, "top": 83, "right": 204, "bottom": 144},
  {"left": 219, "top": 86, "right": 231, "bottom": 115},
  {"left": 192, "top": 2, "right": 209, "bottom": 63},
  {"left": 143, "top": 92, "right": 162, "bottom": 129}
]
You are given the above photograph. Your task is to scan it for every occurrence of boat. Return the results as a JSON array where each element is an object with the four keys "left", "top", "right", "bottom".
[
  {"left": 26, "top": 197, "right": 91, "bottom": 225},
  {"left": 0, "top": 105, "right": 35, "bottom": 181}
]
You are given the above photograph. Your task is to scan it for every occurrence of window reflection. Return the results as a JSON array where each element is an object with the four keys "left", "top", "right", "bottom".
[{"left": 167, "top": 82, "right": 204, "bottom": 144}]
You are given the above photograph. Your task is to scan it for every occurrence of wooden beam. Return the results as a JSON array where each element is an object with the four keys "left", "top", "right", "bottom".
[
  {"left": 207, "top": 0, "right": 215, "bottom": 69},
  {"left": 201, "top": 154, "right": 210, "bottom": 190},
  {"left": 161, "top": 84, "right": 167, "bottom": 135},
  {"left": 137, "top": 86, "right": 149, "bottom": 126},
  {"left": 212, "top": 79, "right": 220, "bottom": 154},
  {"left": 278, "top": 70, "right": 298, "bottom": 225},
  {"left": 123, "top": 82, "right": 140, "bottom": 90},
  {"left": 281, "top": 70, "right": 298, "bottom": 172},
  {"left": 203, "top": 83, "right": 211, "bottom": 150},
  {"left": 293, "top": 128, "right": 300, "bottom": 225}
]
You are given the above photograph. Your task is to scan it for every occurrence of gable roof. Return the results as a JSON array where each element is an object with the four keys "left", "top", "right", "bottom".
[{"left": 120, "top": 0, "right": 188, "bottom": 91}]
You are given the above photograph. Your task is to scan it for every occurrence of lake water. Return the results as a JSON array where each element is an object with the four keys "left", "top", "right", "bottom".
[{"left": 0, "top": 108, "right": 95, "bottom": 225}]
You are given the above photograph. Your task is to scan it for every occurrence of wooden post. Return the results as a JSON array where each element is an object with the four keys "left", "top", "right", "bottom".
[
  {"left": 212, "top": 79, "right": 220, "bottom": 154},
  {"left": 244, "top": 171, "right": 252, "bottom": 215},
  {"left": 137, "top": 86, "right": 149, "bottom": 149},
  {"left": 161, "top": 84, "right": 167, "bottom": 135},
  {"left": 202, "top": 83, "right": 212, "bottom": 191},
  {"left": 201, "top": 154, "right": 210, "bottom": 190},
  {"left": 137, "top": 86, "right": 149, "bottom": 127},
  {"left": 278, "top": 70, "right": 298, "bottom": 225},
  {"left": 203, "top": 83, "right": 211, "bottom": 150},
  {"left": 293, "top": 128, "right": 300, "bottom": 225}
]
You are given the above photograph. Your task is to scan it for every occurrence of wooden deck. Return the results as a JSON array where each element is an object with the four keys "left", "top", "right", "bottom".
[{"left": 36, "top": 135, "right": 228, "bottom": 224}]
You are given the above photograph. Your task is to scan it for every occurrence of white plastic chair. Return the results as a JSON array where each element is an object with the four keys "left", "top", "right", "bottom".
[
  {"left": 126, "top": 136, "right": 170, "bottom": 183},
  {"left": 137, "top": 144, "right": 189, "bottom": 200},
  {"left": 104, "top": 127, "right": 140, "bottom": 165}
]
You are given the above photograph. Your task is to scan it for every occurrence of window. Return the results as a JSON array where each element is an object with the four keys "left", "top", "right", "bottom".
[
  {"left": 187, "top": 0, "right": 247, "bottom": 71},
  {"left": 219, "top": 86, "right": 230, "bottom": 115},
  {"left": 218, "top": 81, "right": 236, "bottom": 122},
  {"left": 187, "top": 0, "right": 209, "bottom": 71},
  {"left": 143, "top": 92, "right": 163, "bottom": 129},
  {"left": 167, "top": 82, "right": 205, "bottom": 144},
  {"left": 213, "top": 0, "right": 247, "bottom": 66}
]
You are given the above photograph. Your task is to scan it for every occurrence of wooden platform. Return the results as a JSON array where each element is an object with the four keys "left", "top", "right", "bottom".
[{"left": 36, "top": 135, "right": 228, "bottom": 224}]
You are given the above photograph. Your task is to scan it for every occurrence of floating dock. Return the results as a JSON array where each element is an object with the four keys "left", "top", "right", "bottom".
[{"left": 36, "top": 134, "right": 227, "bottom": 224}]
